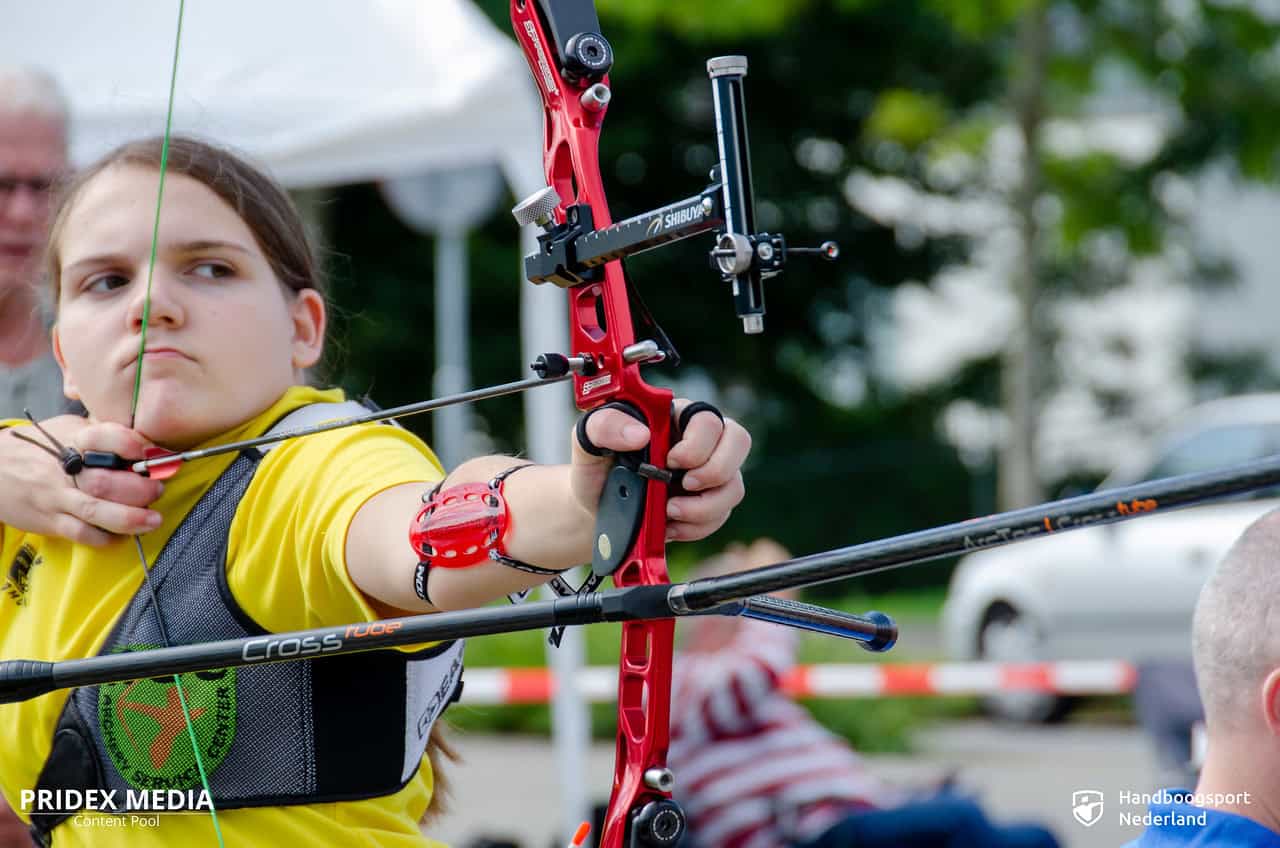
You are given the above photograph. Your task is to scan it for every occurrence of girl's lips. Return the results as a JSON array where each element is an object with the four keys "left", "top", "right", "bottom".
[
  {"left": 142, "top": 348, "right": 192, "bottom": 361},
  {"left": 122, "top": 348, "right": 194, "bottom": 367}
]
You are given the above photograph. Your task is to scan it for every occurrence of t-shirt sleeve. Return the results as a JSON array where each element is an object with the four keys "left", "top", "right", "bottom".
[{"left": 225, "top": 424, "right": 444, "bottom": 633}]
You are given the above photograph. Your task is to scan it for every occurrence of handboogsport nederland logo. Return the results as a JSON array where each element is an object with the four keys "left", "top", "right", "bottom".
[
  {"left": 98, "top": 646, "right": 236, "bottom": 790},
  {"left": 1072, "top": 789, "right": 1105, "bottom": 827}
]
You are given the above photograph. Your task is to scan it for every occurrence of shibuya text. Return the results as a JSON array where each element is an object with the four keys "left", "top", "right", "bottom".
[{"left": 21, "top": 789, "right": 212, "bottom": 813}]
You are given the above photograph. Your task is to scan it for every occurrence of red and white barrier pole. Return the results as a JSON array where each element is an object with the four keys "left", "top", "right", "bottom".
[{"left": 457, "top": 660, "right": 1138, "bottom": 705}]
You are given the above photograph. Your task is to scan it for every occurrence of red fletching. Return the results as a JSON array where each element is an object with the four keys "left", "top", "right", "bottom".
[
  {"left": 409, "top": 482, "right": 507, "bottom": 569},
  {"left": 142, "top": 447, "right": 183, "bottom": 481}
]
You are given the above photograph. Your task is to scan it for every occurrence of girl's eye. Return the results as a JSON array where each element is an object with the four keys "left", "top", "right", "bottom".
[
  {"left": 84, "top": 273, "right": 130, "bottom": 293},
  {"left": 190, "top": 262, "right": 233, "bottom": 279}
]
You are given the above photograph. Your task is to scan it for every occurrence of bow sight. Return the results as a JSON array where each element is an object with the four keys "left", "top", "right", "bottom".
[{"left": 512, "top": 3, "right": 838, "bottom": 336}]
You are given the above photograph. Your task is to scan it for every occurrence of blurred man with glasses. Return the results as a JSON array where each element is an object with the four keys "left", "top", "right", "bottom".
[
  {"left": 0, "top": 68, "right": 68, "bottom": 846},
  {"left": 0, "top": 67, "right": 68, "bottom": 423}
]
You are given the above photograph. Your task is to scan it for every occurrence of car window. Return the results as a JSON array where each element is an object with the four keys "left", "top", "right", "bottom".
[{"left": 1143, "top": 423, "right": 1280, "bottom": 483}]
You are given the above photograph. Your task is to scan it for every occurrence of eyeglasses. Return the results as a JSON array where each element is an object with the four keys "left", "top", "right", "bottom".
[{"left": 0, "top": 175, "right": 57, "bottom": 202}]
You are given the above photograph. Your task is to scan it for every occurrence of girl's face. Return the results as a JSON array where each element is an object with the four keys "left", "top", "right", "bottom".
[{"left": 52, "top": 164, "right": 325, "bottom": 448}]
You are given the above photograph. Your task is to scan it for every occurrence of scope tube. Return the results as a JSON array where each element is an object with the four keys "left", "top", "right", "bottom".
[{"left": 707, "top": 55, "right": 765, "bottom": 334}]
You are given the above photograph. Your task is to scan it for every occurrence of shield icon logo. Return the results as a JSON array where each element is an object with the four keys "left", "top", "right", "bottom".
[{"left": 1072, "top": 790, "right": 1105, "bottom": 827}]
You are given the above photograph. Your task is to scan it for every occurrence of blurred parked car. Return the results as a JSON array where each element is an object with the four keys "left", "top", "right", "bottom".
[{"left": 941, "top": 394, "right": 1280, "bottom": 722}]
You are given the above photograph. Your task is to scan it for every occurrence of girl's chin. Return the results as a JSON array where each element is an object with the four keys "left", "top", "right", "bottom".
[
  {"left": 133, "top": 423, "right": 209, "bottom": 451},
  {"left": 129, "top": 405, "right": 216, "bottom": 450},
  {"left": 96, "top": 383, "right": 281, "bottom": 446}
]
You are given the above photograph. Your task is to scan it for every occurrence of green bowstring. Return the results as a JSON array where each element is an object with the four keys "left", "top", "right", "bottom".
[
  {"left": 129, "top": 0, "right": 183, "bottom": 423},
  {"left": 129, "top": 1, "right": 225, "bottom": 844}
]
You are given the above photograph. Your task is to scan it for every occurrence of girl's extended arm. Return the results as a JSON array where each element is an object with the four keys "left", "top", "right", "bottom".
[{"left": 345, "top": 402, "right": 750, "bottom": 612}]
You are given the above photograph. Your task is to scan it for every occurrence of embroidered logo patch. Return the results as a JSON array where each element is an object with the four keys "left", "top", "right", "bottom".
[
  {"left": 1, "top": 544, "right": 39, "bottom": 606},
  {"left": 98, "top": 647, "right": 237, "bottom": 790}
]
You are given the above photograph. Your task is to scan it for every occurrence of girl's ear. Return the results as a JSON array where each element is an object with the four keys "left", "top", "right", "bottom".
[
  {"left": 289, "top": 289, "right": 327, "bottom": 370},
  {"left": 50, "top": 324, "right": 82, "bottom": 401},
  {"left": 1262, "top": 667, "right": 1280, "bottom": 738}
]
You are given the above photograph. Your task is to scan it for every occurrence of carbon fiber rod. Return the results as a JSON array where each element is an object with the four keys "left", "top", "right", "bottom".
[
  {"left": 671, "top": 451, "right": 1280, "bottom": 610},
  {"left": 0, "top": 584, "right": 897, "bottom": 703},
  {"left": 0, "top": 593, "right": 612, "bottom": 704},
  {"left": 9, "top": 451, "right": 1280, "bottom": 703}
]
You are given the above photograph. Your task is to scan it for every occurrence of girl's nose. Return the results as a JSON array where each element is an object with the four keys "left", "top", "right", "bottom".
[{"left": 125, "top": 266, "right": 185, "bottom": 329}]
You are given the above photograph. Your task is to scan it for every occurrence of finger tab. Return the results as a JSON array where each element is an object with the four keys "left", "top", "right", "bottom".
[{"left": 82, "top": 451, "right": 132, "bottom": 472}]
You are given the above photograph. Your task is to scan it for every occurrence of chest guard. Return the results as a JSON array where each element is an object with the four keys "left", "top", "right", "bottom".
[{"left": 29, "top": 402, "right": 462, "bottom": 845}]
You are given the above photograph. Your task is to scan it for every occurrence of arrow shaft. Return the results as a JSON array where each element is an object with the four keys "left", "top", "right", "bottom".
[
  {"left": 134, "top": 374, "right": 572, "bottom": 472},
  {"left": 678, "top": 451, "right": 1280, "bottom": 609}
]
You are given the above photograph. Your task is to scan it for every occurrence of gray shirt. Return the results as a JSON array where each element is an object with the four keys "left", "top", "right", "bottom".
[{"left": 0, "top": 352, "right": 66, "bottom": 420}]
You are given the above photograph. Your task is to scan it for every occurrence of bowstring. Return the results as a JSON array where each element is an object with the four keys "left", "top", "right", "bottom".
[
  {"left": 128, "top": 1, "right": 225, "bottom": 844},
  {"left": 129, "top": 0, "right": 183, "bottom": 424}
]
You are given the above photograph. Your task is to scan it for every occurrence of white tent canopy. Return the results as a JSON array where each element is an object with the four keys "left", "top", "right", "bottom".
[
  {"left": 4, "top": 4, "right": 587, "bottom": 842},
  {"left": 3, "top": 0, "right": 543, "bottom": 194}
]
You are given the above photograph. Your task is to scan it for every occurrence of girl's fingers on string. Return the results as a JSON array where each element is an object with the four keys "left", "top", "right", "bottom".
[
  {"left": 75, "top": 468, "right": 164, "bottom": 507},
  {"left": 62, "top": 489, "right": 163, "bottom": 540},
  {"left": 71, "top": 421, "right": 155, "bottom": 459}
]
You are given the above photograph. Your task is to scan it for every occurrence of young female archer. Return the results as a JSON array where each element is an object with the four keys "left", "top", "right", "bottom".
[{"left": 0, "top": 136, "right": 750, "bottom": 847}]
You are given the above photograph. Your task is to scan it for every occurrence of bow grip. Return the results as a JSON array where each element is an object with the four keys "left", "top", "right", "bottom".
[
  {"left": 584, "top": 402, "right": 662, "bottom": 579},
  {"left": 585, "top": 399, "right": 718, "bottom": 578}
]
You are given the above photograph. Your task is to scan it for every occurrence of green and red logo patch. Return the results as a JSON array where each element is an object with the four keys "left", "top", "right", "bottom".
[{"left": 97, "top": 646, "right": 237, "bottom": 790}]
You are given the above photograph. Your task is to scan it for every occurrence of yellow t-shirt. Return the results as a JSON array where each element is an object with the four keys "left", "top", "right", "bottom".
[{"left": 0, "top": 387, "right": 448, "bottom": 846}]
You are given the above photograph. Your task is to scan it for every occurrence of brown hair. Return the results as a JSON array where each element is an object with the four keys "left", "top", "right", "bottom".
[
  {"left": 422, "top": 723, "right": 459, "bottom": 824},
  {"left": 45, "top": 134, "right": 327, "bottom": 305}
]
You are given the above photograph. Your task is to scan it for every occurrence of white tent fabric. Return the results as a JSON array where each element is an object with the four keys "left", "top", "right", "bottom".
[
  {"left": 5, "top": 2, "right": 585, "bottom": 841},
  {"left": 2, "top": 0, "right": 544, "bottom": 194}
]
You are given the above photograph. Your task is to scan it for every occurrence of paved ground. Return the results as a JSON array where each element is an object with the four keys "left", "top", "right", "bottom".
[{"left": 431, "top": 720, "right": 1161, "bottom": 848}]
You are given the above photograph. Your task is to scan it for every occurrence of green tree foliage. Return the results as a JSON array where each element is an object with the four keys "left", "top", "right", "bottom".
[
  {"left": 325, "top": 1, "right": 1005, "bottom": 593},
  {"left": 849, "top": 1, "right": 1280, "bottom": 497},
  {"left": 323, "top": 1, "right": 1280, "bottom": 593}
]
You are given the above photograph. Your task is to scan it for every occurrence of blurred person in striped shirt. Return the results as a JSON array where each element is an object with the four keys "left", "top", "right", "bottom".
[{"left": 668, "top": 539, "right": 1061, "bottom": 848}]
